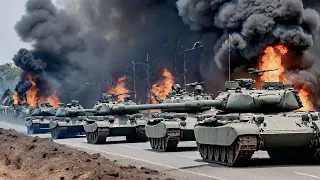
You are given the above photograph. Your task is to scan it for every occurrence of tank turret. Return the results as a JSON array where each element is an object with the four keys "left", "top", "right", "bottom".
[
  {"left": 214, "top": 78, "right": 303, "bottom": 113},
  {"left": 30, "top": 103, "right": 56, "bottom": 116},
  {"left": 55, "top": 100, "right": 85, "bottom": 117}
]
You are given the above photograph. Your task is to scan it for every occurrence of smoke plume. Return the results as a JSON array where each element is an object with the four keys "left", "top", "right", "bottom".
[
  {"left": 176, "top": 0, "right": 320, "bottom": 107},
  {"left": 12, "top": 0, "right": 320, "bottom": 108}
]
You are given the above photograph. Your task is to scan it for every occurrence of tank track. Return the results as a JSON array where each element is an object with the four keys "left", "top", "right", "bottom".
[
  {"left": 27, "top": 124, "right": 40, "bottom": 134},
  {"left": 51, "top": 126, "right": 67, "bottom": 139},
  {"left": 86, "top": 128, "right": 109, "bottom": 144},
  {"left": 197, "top": 135, "right": 258, "bottom": 166},
  {"left": 149, "top": 129, "right": 180, "bottom": 152},
  {"left": 311, "top": 131, "right": 320, "bottom": 162},
  {"left": 126, "top": 126, "right": 148, "bottom": 142}
]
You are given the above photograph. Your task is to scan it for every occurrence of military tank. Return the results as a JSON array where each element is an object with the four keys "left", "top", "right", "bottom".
[
  {"left": 25, "top": 102, "right": 56, "bottom": 134},
  {"left": 145, "top": 82, "right": 218, "bottom": 152},
  {"left": 194, "top": 72, "right": 320, "bottom": 166},
  {"left": 13, "top": 104, "right": 33, "bottom": 125},
  {"left": 68, "top": 93, "right": 219, "bottom": 144},
  {"left": 81, "top": 92, "right": 152, "bottom": 144},
  {"left": 49, "top": 100, "right": 86, "bottom": 139}
]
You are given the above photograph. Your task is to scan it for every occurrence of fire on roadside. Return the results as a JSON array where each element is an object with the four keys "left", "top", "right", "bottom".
[
  {"left": 108, "top": 76, "right": 129, "bottom": 101},
  {"left": 258, "top": 45, "right": 315, "bottom": 111},
  {"left": 14, "top": 74, "right": 60, "bottom": 108},
  {"left": 150, "top": 68, "right": 175, "bottom": 104}
]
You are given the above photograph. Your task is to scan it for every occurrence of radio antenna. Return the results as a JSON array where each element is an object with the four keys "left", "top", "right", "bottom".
[{"left": 228, "top": 34, "right": 231, "bottom": 81}]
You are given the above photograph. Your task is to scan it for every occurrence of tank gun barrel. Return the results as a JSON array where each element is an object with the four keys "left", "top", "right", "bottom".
[
  {"left": 112, "top": 91, "right": 135, "bottom": 97},
  {"left": 100, "top": 100, "right": 222, "bottom": 115},
  {"left": 68, "top": 100, "right": 223, "bottom": 115},
  {"left": 248, "top": 68, "right": 278, "bottom": 76},
  {"left": 67, "top": 108, "right": 96, "bottom": 114}
]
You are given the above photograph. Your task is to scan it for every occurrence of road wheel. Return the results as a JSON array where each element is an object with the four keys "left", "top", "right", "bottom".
[
  {"left": 220, "top": 146, "right": 226, "bottom": 162},
  {"left": 214, "top": 146, "right": 219, "bottom": 161},
  {"left": 227, "top": 144, "right": 235, "bottom": 164},
  {"left": 51, "top": 126, "right": 67, "bottom": 139},
  {"left": 208, "top": 145, "right": 214, "bottom": 161}
]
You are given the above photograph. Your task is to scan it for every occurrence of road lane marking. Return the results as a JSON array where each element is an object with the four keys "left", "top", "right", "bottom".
[
  {"left": 294, "top": 172, "right": 320, "bottom": 179},
  {"left": 176, "top": 155, "right": 195, "bottom": 160},
  {"left": 120, "top": 144, "right": 197, "bottom": 160},
  {"left": 66, "top": 143, "right": 227, "bottom": 180},
  {"left": 120, "top": 144, "right": 144, "bottom": 150}
]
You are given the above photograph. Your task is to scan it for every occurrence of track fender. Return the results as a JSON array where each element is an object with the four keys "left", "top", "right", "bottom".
[
  {"left": 25, "top": 119, "right": 40, "bottom": 126},
  {"left": 145, "top": 121, "right": 180, "bottom": 138},
  {"left": 83, "top": 121, "right": 110, "bottom": 133},
  {"left": 194, "top": 123, "right": 259, "bottom": 146},
  {"left": 49, "top": 121, "right": 69, "bottom": 129}
]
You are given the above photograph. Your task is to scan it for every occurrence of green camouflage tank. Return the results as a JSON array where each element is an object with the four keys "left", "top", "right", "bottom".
[
  {"left": 194, "top": 76, "right": 320, "bottom": 166},
  {"left": 49, "top": 100, "right": 86, "bottom": 139},
  {"left": 25, "top": 102, "right": 56, "bottom": 134},
  {"left": 145, "top": 82, "right": 218, "bottom": 152}
]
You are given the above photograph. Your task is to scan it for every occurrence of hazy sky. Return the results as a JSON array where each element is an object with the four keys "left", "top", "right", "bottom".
[{"left": 0, "top": 1, "right": 31, "bottom": 65}]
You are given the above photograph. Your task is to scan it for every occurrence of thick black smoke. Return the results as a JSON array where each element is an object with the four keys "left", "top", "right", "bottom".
[
  {"left": 13, "top": 49, "right": 47, "bottom": 73},
  {"left": 13, "top": 0, "right": 93, "bottom": 106},
  {"left": 177, "top": 0, "right": 320, "bottom": 108},
  {"left": 13, "top": 0, "right": 320, "bottom": 108},
  {"left": 177, "top": 0, "right": 319, "bottom": 70},
  {"left": 51, "top": 0, "right": 219, "bottom": 104}
]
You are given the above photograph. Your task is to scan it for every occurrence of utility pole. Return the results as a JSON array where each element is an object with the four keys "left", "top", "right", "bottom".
[
  {"left": 146, "top": 53, "right": 151, "bottom": 103},
  {"left": 97, "top": 82, "right": 101, "bottom": 101},
  {"left": 132, "top": 61, "right": 136, "bottom": 101},
  {"left": 183, "top": 51, "right": 187, "bottom": 89},
  {"left": 146, "top": 53, "right": 151, "bottom": 118},
  {"left": 174, "top": 55, "right": 179, "bottom": 83},
  {"left": 228, "top": 34, "right": 231, "bottom": 81}
]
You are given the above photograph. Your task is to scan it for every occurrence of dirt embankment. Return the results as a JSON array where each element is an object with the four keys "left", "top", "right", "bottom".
[{"left": 0, "top": 128, "right": 174, "bottom": 180}]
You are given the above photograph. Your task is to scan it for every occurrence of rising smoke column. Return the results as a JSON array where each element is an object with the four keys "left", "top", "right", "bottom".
[
  {"left": 15, "top": 0, "right": 209, "bottom": 106},
  {"left": 176, "top": 0, "right": 320, "bottom": 107},
  {"left": 12, "top": 0, "right": 95, "bottom": 106},
  {"left": 56, "top": 0, "right": 212, "bottom": 102},
  {"left": 14, "top": 0, "right": 320, "bottom": 108}
]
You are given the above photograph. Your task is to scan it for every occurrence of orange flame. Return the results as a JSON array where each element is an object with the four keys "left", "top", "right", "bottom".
[
  {"left": 108, "top": 76, "right": 129, "bottom": 101},
  {"left": 259, "top": 45, "right": 287, "bottom": 82},
  {"left": 14, "top": 74, "right": 60, "bottom": 108},
  {"left": 13, "top": 92, "right": 18, "bottom": 105},
  {"left": 150, "top": 68, "right": 175, "bottom": 104},
  {"left": 258, "top": 45, "right": 314, "bottom": 111}
]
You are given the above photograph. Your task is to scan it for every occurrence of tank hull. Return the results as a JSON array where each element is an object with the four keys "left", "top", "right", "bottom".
[
  {"left": 25, "top": 117, "right": 52, "bottom": 134},
  {"left": 145, "top": 115, "right": 198, "bottom": 151},
  {"left": 194, "top": 112, "right": 320, "bottom": 166},
  {"left": 83, "top": 115, "right": 148, "bottom": 144},
  {"left": 49, "top": 117, "right": 86, "bottom": 139}
]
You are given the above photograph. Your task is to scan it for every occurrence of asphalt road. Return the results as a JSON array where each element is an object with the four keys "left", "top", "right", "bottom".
[{"left": 1, "top": 121, "right": 320, "bottom": 180}]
